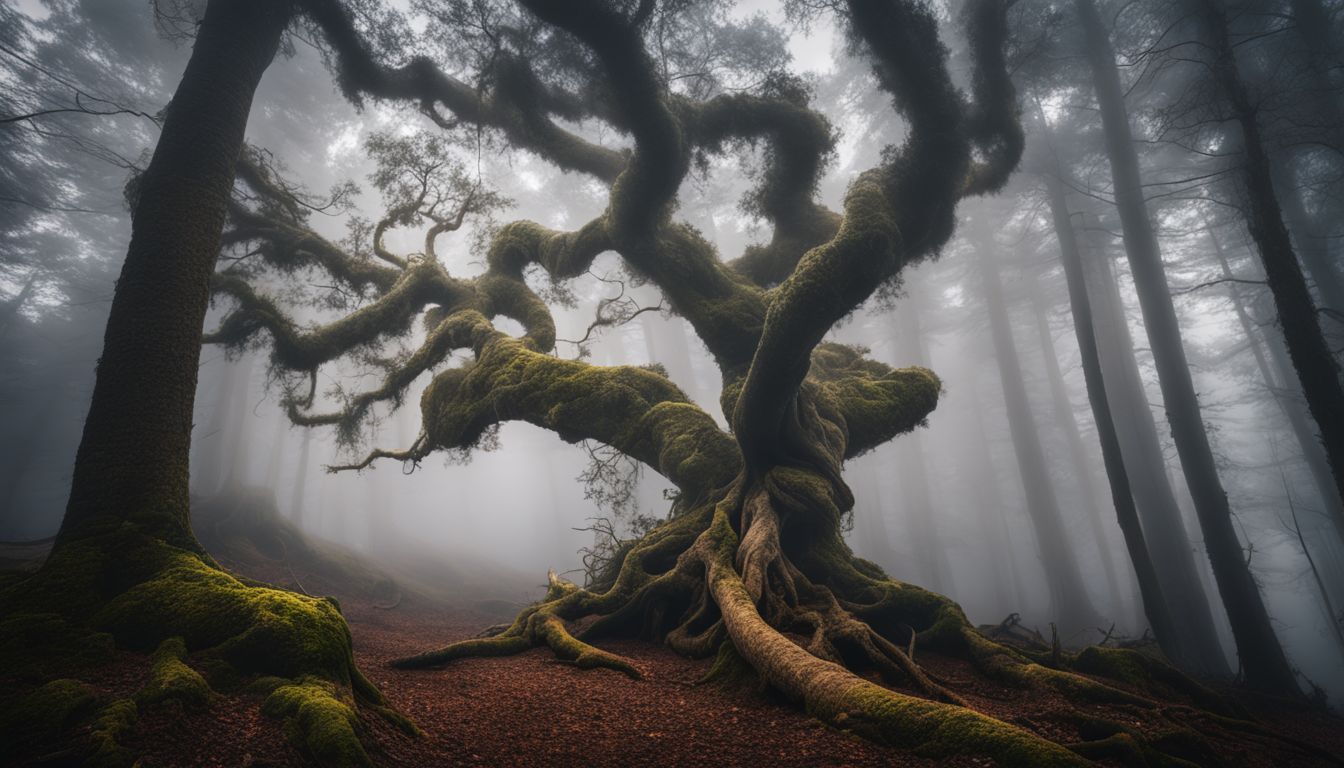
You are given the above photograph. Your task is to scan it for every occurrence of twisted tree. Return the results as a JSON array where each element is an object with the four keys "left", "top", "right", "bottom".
[
  {"left": 4, "top": 0, "right": 1320, "bottom": 765},
  {"left": 200, "top": 0, "right": 1298, "bottom": 763}
]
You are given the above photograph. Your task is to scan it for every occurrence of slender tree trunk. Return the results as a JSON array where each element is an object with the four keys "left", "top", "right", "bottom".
[
  {"left": 1042, "top": 172, "right": 1186, "bottom": 667},
  {"left": 1272, "top": 159, "right": 1344, "bottom": 314},
  {"left": 220, "top": 355, "right": 258, "bottom": 493},
  {"left": 964, "top": 359, "right": 1026, "bottom": 616},
  {"left": 1201, "top": 0, "right": 1344, "bottom": 543},
  {"left": 974, "top": 230, "right": 1100, "bottom": 639},
  {"left": 0, "top": 387, "right": 64, "bottom": 527},
  {"left": 291, "top": 430, "right": 313, "bottom": 524},
  {"left": 863, "top": 459, "right": 897, "bottom": 572},
  {"left": 891, "top": 296, "right": 953, "bottom": 592},
  {"left": 56, "top": 0, "right": 294, "bottom": 552},
  {"left": 1289, "top": 0, "right": 1344, "bottom": 150},
  {"left": 1079, "top": 209, "right": 1227, "bottom": 671},
  {"left": 265, "top": 406, "right": 288, "bottom": 492},
  {"left": 1206, "top": 222, "right": 1344, "bottom": 558},
  {"left": 193, "top": 357, "right": 241, "bottom": 496},
  {"left": 1025, "top": 267, "right": 1127, "bottom": 619},
  {"left": 640, "top": 312, "right": 705, "bottom": 407},
  {"left": 1077, "top": 0, "right": 1296, "bottom": 694}
]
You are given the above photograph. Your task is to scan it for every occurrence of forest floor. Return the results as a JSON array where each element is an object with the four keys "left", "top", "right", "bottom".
[{"left": 6, "top": 497, "right": 1344, "bottom": 767}]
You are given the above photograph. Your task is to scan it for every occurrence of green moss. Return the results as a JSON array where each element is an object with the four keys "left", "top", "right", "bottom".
[
  {"left": 1071, "top": 645, "right": 1147, "bottom": 687},
  {"left": 1066, "top": 717, "right": 1207, "bottom": 768},
  {"left": 698, "top": 641, "right": 759, "bottom": 688},
  {"left": 86, "top": 698, "right": 138, "bottom": 768},
  {"left": 0, "top": 521, "right": 400, "bottom": 765},
  {"left": 136, "top": 636, "right": 211, "bottom": 711},
  {"left": 0, "top": 612, "right": 115, "bottom": 680},
  {"left": 827, "top": 680, "right": 1086, "bottom": 767},
  {"left": 1071, "top": 646, "right": 1235, "bottom": 715},
  {"left": 808, "top": 342, "right": 942, "bottom": 459},
  {"left": 84, "top": 538, "right": 359, "bottom": 687},
  {"left": 0, "top": 678, "right": 99, "bottom": 748},
  {"left": 262, "top": 676, "right": 372, "bottom": 768},
  {"left": 421, "top": 331, "right": 737, "bottom": 499}
]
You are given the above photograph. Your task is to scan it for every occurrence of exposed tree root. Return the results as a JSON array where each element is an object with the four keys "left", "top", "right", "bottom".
[{"left": 385, "top": 472, "right": 1307, "bottom": 767}]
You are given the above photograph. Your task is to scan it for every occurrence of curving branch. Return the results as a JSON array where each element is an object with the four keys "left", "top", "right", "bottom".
[
  {"left": 415, "top": 310, "right": 740, "bottom": 501},
  {"left": 300, "top": 0, "right": 629, "bottom": 183},
  {"left": 732, "top": 0, "right": 1022, "bottom": 474}
]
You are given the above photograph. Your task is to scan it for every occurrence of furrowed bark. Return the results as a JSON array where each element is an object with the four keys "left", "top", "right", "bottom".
[{"left": 58, "top": 0, "right": 295, "bottom": 550}]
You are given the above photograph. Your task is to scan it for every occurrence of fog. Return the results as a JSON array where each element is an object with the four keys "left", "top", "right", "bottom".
[{"left": 3, "top": 0, "right": 1343, "bottom": 704}]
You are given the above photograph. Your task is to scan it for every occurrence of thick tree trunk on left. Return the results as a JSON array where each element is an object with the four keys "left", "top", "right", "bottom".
[{"left": 58, "top": 0, "right": 295, "bottom": 551}]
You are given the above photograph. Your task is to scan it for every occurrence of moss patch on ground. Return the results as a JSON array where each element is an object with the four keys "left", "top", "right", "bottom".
[{"left": 0, "top": 517, "right": 404, "bottom": 766}]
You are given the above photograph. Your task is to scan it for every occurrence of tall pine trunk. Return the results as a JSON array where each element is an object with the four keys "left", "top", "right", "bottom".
[
  {"left": 1024, "top": 267, "right": 1127, "bottom": 619},
  {"left": 1076, "top": 0, "right": 1295, "bottom": 694},
  {"left": 57, "top": 0, "right": 294, "bottom": 552},
  {"left": 1205, "top": 221, "right": 1344, "bottom": 562},
  {"left": 1043, "top": 172, "right": 1186, "bottom": 667},
  {"left": 892, "top": 294, "right": 952, "bottom": 592},
  {"left": 974, "top": 229, "right": 1100, "bottom": 638},
  {"left": 1199, "top": 0, "right": 1344, "bottom": 552},
  {"left": 1079, "top": 208, "right": 1229, "bottom": 673}
]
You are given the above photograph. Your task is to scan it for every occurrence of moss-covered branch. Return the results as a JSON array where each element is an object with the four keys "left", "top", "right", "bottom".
[{"left": 417, "top": 310, "right": 739, "bottom": 499}]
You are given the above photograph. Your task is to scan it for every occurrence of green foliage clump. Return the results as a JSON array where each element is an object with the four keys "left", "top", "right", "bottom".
[
  {"left": 421, "top": 332, "right": 738, "bottom": 499},
  {"left": 809, "top": 343, "right": 941, "bottom": 458},
  {"left": 1071, "top": 646, "right": 1235, "bottom": 716}
]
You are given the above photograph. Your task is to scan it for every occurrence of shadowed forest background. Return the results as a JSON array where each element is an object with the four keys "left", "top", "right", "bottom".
[{"left": 2, "top": 0, "right": 1344, "bottom": 764}]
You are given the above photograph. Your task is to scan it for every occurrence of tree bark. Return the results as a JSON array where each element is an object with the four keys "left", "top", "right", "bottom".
[
  {"left": 1206, "top": 221, "right": 1344, "bottom": 561},
  {"left": 291, "top": 430, "right": 313, "bottom": 524},
  {"left": 57, "top": 0, "right": 294, "bottom": 551},
  {"left": 1076, "top": 0, "right": 1296, "bottom": 694},
  {"left": 1200, "top": 0, "right": 1344, "bottom": 548},
  {"left": 964, "top": 356, "right": 1027, "bottom": 616},
  {"left": 1078, "top": 209, "right": 1229, "bottom": 673},
  {"left": 1271, "top": 159, "right": 1344, "bottom": 315},
  {"left": 1043, "top": 172, "right": 1185, "bottom": 668},
  {"left": 1024, "top": 266, "right": 1127, "bottom": 619}
]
